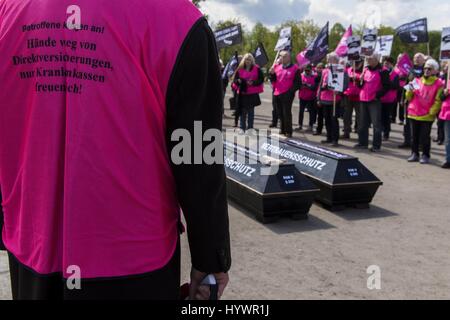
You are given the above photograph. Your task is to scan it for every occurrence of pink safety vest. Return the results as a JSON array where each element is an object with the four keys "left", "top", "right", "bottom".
[
  {"left": 381, "top": 68, "right": 399, "bottom": 104},
  {"left": 0, "top": 0, "right": 202, "bottom": 278},
  {"left": 408, "top": 78, "right": 443, "bottom": 117},
  {"left": 360, "top": 67, "right": 382, "bottom": 102},
  {"left": 299, "top": 73, "right": 317, "bottom": 101},
  {"left": 237, "top": 66, "right": 264, "bottom": 95},
  {"left": 440, "top": 80, "right": 450, "bottom": 120},
  {"left": 440, "top": 96, "right": 450, "bottom": 121},
  {"left": 274, "top": 64, "right": 298, "bottom": 96},
  {"left": 320, "top": 68, "right": 342, "bottom": 103},
  {"left": 344, "top": 67, "right": 361, "bottom": 101}
]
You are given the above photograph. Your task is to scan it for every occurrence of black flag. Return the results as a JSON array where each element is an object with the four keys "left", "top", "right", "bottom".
[
  {"left": 214, "top": 24, "right": 243, "bottom": 49},
  {"left": 253, "top": 43, "right": 269, "bottom": 67},
  {"left": 222, "top": 53, "right": 239, "bottom": 80},
  {"left": 304, "top": 22, "right": 329, "bottom": 64},
  {"left": 395, "top": 18, "right": 429, "bottom": 44}
]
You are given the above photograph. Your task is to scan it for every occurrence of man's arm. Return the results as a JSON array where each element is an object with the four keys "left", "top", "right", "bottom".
[
  {"left": 165, "top": 18, "right": 231, "bottom": 275},
  {"left": 292, "top": 69, "right": 302, "bottom": 92},
  {"left": 253, "top": 67, "right": 265, "bottom": 86},
  {"left": 0, "top": 188, "right": 4, "bottom": 250}
]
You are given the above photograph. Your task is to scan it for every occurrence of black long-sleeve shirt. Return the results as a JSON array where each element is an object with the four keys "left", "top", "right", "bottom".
[{"left": 166, "top": 18, "right": 231, "bottom": 274}]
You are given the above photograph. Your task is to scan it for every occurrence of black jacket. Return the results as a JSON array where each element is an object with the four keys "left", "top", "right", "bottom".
[{"left": 166, "top": 18, "right": 231, "bottom": 274}]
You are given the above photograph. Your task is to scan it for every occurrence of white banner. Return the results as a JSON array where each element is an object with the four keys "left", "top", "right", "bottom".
[
  {"left": 275, "top": 27, "right": 292, "bottom": 51},
  {"left": 440, "top": 27, "right": 450, "bottom": 61},
  {"left": 327, "top": 64, "right": 346, "bottom": 93},
  {"left": 375, "top": 35, "right": 394, "bottom": 57},
  {"left": 361, "top": 28, "right": 378, "bottom": 57},
  {"left": 347, "top": 35, "right": 361, "bottom": 61}
]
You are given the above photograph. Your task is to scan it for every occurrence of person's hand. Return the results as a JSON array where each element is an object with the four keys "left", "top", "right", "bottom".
[
  {"left": 189, "top": 267, "right": 229, "bottom": 300},
  {"left": 445, "top": 88, "right": 449, "bottom": 96},
  {"left": 247, "top": 80, "right": 254, "bottom": 86},
  {"left": 269, "top": 67, "right": 275, "bottom": 75}
]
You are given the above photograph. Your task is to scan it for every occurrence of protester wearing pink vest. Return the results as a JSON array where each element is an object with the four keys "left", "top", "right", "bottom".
[
  {"left": 380, "top": 57, "right": 401, "bottom": 141},
  {"left": 296, "top": 65, "right": 319, "bottom": 132},
  {"left": 406, "top": 59, "right": 444, "bottom": 164},
  {"left": 317, "top": 53, "right": 349, "bottom": 146},
  {"left": 393, "top": 54, "right": 410, "bottom": 125},
  {"left": 230, "top": 58, "right": 243, "bottom": 128},
  {"left": 342, "top": 60, "right": 363, "bottom": 138},
  {"left": 313, "top": 63, "right": 326, "bottom": 136},
  {"left": 440, "top": 73, "right": 450, "bottom": 168},
  {"left": 269, "top": 51, "right": 302, "bottom": 137},
  {"left": 435, "top": 64, "right": 448, "bottom": 146},
  {"left": 399, "top": 53, "right": 426, "bottom": 149},
  {"left": 354, "top": 53, "right": 390, "bottom": 152},
  {"left": 0, "top": 0, "right": 231, "bottom": 300},
  {"left": 233, "top": 53, "right": 264, "bottom": 133},
  {"left": 269, "top": 57, "right": 283, "bottom": 128}
]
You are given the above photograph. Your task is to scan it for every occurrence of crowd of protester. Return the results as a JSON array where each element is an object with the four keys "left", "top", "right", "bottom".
[{"left": 223, "top": 51, "right": 450, "bottom": 169}]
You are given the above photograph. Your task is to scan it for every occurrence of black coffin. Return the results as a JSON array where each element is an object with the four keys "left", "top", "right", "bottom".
[
  {"left": 223, "top": 137, "right": 320, "bottom": 224},
  {"left": 265, "top": 135, "right": 383, "bottom": 209},
  {"left": 228, "top": 133, "right": 383, "bottom": 210}
]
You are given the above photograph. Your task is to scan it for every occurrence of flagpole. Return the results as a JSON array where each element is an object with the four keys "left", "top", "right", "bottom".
[
  {"left": 272, "top": 50, "right": 281, "bottom": 68},
  {"left": 427, "top": 42, "right": 430, "bottom": 56},
  {"left": 333, "top": 91, "right": 336, "bottom": 118},
  {"left": 447, "top": 65, "right": 450, "bottom": 90}
]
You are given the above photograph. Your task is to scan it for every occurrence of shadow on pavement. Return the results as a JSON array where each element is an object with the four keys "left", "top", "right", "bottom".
[
  {"left": 229, "top": 200, "right": 336, "bottom": 235},
  {"left": 328, "top": 204, "right": 398, "bottom": 221}
]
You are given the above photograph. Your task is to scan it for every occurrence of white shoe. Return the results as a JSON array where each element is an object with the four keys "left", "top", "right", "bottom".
[
  {"left": 246, "top": 128, "right": 257, "bottom": 136},
  {"left": 420, "top": 155, "right": 430, "bottom": 164}
]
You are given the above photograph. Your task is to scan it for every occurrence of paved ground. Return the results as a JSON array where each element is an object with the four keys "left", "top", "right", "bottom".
[{"left": 1, "top": 84, "right": 450, "bottom": 299}]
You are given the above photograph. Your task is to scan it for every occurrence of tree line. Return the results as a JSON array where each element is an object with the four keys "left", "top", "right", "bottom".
[{"left": 192, "top": 0, "right": 442, "bottom": 66}]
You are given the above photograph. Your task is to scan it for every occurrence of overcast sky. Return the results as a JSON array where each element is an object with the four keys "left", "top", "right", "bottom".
[{"left": 199, "top": 0, "right": 449, "bottom": 31}]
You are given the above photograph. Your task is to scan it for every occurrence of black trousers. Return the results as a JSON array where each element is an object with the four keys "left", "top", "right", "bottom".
[
  {"left": 410, "top": 119, "right": 433, "bottom": 157},
  {"left": 402, "top": 101, "right": 412, "bottom": 145},
  {"left": 298, "top": 99, "right": 316, "bottom": 128},
  {"left": 395, "top": 90, "right": 404, "bottom": 122},
  {"left": 382, "top": 102, "right": 396, "bottom": 138},
  {"left": 343, "top": 99, "right": 360, "bottom": 134},
  {"left": 316, "top": 104, "right": 324, "bottom": 133},
  {"left": 275, "top": 91, "right": 295, "bottom": 135},
  {"left": 323, "top": 102, "right": 342, "bottom": 143},
  {"left": 437, "top": 119, "right": 445, "bottom": 143},
  {"left": 271, "top": 91, "right": 279, "bottom": 127},
  {"left": 391, "top": 102, "right": 398, "bottom": 122},
  {"left": 7, "top": 241, "right": 181, "bottom": 300},
  {"left": 233, "top": 91, "right": 240, "bottom": 127},
  {"left": 358, "top": 101, "right": 383, "bottom": 149}
]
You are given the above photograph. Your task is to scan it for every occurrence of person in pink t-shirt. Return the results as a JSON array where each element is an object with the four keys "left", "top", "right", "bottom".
[{"left": 0, "top": 0, "right": 230, "bottom": 300}]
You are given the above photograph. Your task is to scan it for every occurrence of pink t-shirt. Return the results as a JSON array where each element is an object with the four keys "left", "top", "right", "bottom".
[{"left": 0, "top": 0, "right": 202, "bottom": 278}]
